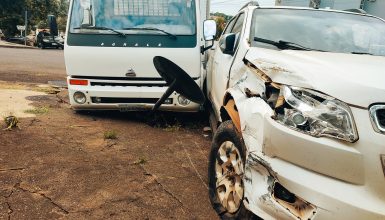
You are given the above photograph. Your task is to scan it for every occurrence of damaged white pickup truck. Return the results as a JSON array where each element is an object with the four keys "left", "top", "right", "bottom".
[{"left": 206, "top": 2, "right": 385, "bottom": 220}]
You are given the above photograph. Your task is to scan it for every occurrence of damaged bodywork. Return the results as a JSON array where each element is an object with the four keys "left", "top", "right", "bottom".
[
  {"left": 207, "top": 4, "right": 385, "bottom": 220},
  {"left": 245, "top": 153, "right": 316, "bottom": 220},
  {"left": 223, "top": 61, "right": 319, "bottom": 220}
]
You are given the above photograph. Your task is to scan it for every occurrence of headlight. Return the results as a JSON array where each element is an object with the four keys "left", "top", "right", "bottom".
[
  {"left": 43, "top": 39, "right": 49, "bottom": 42},
  {"left": 178, "top": 95, "right": 191, "bottom": 106},
  {"left": 274, "top": 86, "right": 358, "bottom": 142},
  {"left": 73, "top": 91, "right": 87, "bottom": 104}
]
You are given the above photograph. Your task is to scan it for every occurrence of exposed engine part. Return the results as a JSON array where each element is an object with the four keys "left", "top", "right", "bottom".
[
  {"left": 273, "top": 182, "right": 317, "bottom": 220},
  {"left": 273, "top": 182, "right": 296, "bottom": 203}
]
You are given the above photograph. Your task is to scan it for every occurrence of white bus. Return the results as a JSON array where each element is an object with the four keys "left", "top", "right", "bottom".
[{"left": 64, "top": 0, "right": 212, "bottom": 112}]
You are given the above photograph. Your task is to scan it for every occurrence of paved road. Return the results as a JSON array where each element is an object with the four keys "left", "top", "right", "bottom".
[{"left": 0, "top": 47, "right": 66, "bottom": 84}]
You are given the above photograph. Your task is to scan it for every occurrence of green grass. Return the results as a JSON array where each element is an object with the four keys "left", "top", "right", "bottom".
[
  {"left": 163, "top": 123, "right": 181, "bottom": 132},
  {"left": 134, "top": 157, "right": 147, "bottom": 165},
  {"left": 24, "top": 106, "right": 49, "bottom": 115},
  {"left": 104, "top": 130, "right": 118, "bottom": 140},
  {"left": 32, "top": 86, "right": 60, "bottom": 94}
]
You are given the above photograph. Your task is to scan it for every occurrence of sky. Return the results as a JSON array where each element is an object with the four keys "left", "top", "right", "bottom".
[{"left": 211, "top": 0, "right": 276, "bottom": 15}]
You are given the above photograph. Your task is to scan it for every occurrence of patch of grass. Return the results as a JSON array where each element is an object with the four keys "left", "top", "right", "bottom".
[
  {"left": 0, "top": 82, "right": 28, "bottom": 90},
  {"left": 134, "top": 158, "right": 147, "bottom": 165},
  {"left": 163, "top": 123, "right": 182, "bottom": 132},
  {"left": 32, "top": 86, "right": 60, "bottom": 94},
  {"left": 24, "top": 106, "right": 49, "bottom": 115},
  {"left": 104, "top": 130, "right": 118, "bottom": 140}
]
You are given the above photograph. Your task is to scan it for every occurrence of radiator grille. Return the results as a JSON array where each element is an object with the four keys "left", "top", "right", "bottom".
[
  {"left": 91, "top": 97, "right": 172, "bottom": 104},
  {"left": 90, "top": 82, "right": 167, "bottom": 87}
]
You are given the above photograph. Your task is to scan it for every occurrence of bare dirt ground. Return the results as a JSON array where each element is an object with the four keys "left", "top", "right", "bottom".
[{"left": 0, "top": 48, "right": 218, "bottom": 219}]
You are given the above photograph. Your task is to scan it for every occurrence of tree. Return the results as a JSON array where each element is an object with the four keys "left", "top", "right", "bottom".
[
  {"left": 26, "top": 0, "right": 58, "bottom": 29},
  {"left": 56, "top": 0, "right": 69, "bottom": 31},
  {"left": 0, "top": 0, "right": 69, "bottom": 37},
  {"left": 214, "top": 16, "right": 226, "bottom": 38},
  {"left": 210, "top": 12, "right": 232, "bottom": 39},
  {"left": 0, "top": 0, "right": 26, "bottom": 36},
  {"left": 26, "top": 0, "right": 69, "bottom": 32},
  {"left": 212, "top": 12, "right": 233, "bottom": 22}
]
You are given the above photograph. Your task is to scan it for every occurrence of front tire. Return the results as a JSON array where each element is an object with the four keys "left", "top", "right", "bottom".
[{"left": 208, "top": 120, "right": 255, "bottom": 220}]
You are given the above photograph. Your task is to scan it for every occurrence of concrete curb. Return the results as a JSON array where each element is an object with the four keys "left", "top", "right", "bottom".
[{"left": 0, "top": 42, "right": 37, "bottom": 50}]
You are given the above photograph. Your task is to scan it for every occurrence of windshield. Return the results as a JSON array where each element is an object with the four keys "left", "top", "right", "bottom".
[
  {"left": 251, "top": 9, "right": 385, "bottom": 56},
  {"left": 69, "top": 0, "right": 196, "bottom": 35}
]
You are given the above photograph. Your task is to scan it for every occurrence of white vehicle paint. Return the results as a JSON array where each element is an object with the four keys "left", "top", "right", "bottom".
[
  {"left": 64, "top": 0, "right": 210, "bottom": 112},
  {"left": 206, "top": 3, "right": 385, "bottom": 220}
]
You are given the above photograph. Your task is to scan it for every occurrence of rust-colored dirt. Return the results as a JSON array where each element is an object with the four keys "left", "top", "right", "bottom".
[{"left": 0, "top": 48, "right": 218, "bottom": 219}]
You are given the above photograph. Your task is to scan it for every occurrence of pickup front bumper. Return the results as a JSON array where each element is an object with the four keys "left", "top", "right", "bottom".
[{"left": 242, "top": 106, "right": 385, "bottom": 220}]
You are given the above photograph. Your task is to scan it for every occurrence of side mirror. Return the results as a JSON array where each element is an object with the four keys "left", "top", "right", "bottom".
[
  {"left": 220, "top": 33, "right": 236, "bottom": 55},
  {"left": 48, "top": 15, "right": 58, "bottom": 36},
  {"left": 203, "top": 20, "right": 217, "bottom": 41},
  {"left": 201, "top": 20, "right": 217, "bottom": 54}
]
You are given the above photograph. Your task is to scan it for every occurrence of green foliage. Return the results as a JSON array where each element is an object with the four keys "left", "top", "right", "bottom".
[
  {"left": 211, "top": 12, "right": 233, "bottom": 22},
  {"left": 214, "top": 16, "right": 226, "bottom": 38},
  {"left": 0, "top": 0, "right": 69, "bottom": 37},
  {"left": 104, "top": 130, "right": 118, "bottom": 140},
  {"left": 0, "top": 0, "right": 26, "bottom": 36},
  {"left": 26, "top": 0, "right": 69, "bottom": 32},
  {"left": 134, "top": 158, "right": 147, "bottom": 165},
  {"left": 24, "top": 106, "right": 49, "bottom": 114},
  {"left": 210, "top": 12, "right": 233, "bottom": 39}
]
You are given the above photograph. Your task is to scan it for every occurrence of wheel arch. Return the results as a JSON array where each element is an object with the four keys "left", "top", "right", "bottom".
[{"left": 220, "top": 92, "right": 241, "bottom": 132}]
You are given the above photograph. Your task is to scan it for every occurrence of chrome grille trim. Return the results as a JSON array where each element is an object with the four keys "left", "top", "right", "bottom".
[{"left": 369, "top": 104, "right": 385, "bottom": 134}]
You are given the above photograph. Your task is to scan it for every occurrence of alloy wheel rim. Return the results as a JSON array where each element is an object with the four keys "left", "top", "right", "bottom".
[{"left": 215, "top": 141, "right": 244, "bottom": 214}]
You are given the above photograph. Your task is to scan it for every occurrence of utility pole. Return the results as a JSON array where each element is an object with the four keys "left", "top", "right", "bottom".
[{"left": 24, "top": 10, "right": 28, "bottom": 46}]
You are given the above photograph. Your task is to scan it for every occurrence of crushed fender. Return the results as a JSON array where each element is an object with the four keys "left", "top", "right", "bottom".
[
  {"left": 223, "top": 99, "right": 241, "bottom": 132},
  {"left": 246, "top": 153, "right": 317, "bottom": 220}
]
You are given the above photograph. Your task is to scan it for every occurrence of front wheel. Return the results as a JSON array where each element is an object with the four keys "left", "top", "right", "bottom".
[{"left": 208, "top": 120, "right": 257, "bottom": 220}]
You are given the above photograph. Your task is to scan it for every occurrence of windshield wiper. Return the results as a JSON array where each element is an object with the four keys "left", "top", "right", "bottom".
[
  {"left": 351, "top": 51, "right": 373, "bottom": 55},
  {"left": 74, "top": 26, "right": 126, "bottom": 37},
  {"left": 254, "top": 37, "right": 323, "bottom": 51},
  {"left": 123, "top": 27, "right": 177, "bottom": 40}
]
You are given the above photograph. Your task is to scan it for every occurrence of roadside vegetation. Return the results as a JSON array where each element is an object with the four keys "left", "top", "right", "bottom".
[
  {"left": 24, "top": 106, "right": 49, "bottom": 115},
  {"left": 104, "top": 130, "right": 118, "bottom": 140},
  {"left": 210, "top": 12, "right": 233, "bottom": 39},
  {"left": 0, "top": 0, "right": 68, "bottom": 37}
]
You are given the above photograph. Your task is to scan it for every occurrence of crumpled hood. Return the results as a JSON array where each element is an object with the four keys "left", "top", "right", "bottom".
[{"left": 245, "top": 48, "right": 385, "bottom": 108}]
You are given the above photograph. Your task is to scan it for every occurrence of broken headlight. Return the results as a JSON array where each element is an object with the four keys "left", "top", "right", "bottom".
[{"left": 274, "top": 86, "right": 358, "bottom": 143}]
